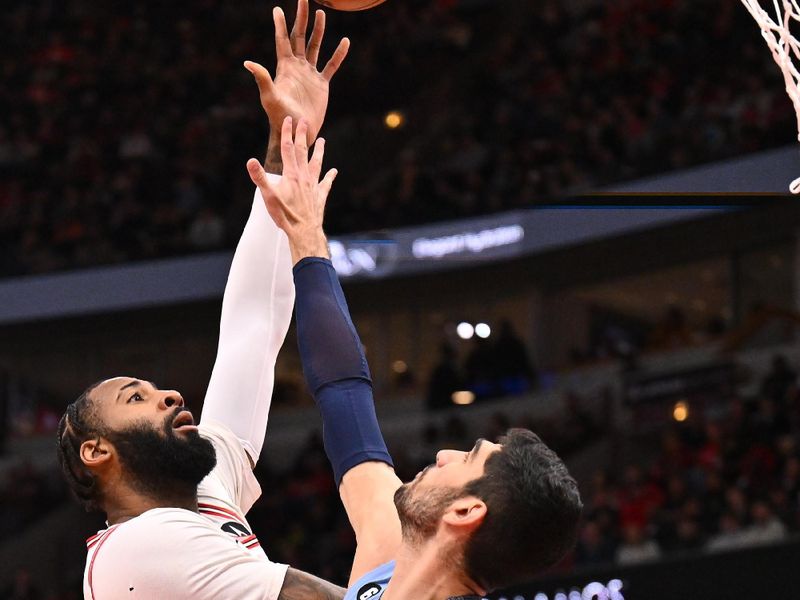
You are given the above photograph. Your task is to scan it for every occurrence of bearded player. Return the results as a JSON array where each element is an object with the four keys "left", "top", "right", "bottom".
[
  {"left": 58, "top": 2, "right": 350, "bottom": 598},
  {"left": 247, "top": 119, "right": 584, "bottom": 599}
]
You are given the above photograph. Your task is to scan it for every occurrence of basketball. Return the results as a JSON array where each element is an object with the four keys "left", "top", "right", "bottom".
[{"left": 315, "top": 0, "right": 387, "bottom": 11}]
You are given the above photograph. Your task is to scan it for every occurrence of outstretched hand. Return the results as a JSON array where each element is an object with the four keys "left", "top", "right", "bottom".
[
  {"left": 245, "top": 0, "right": 350, "bottom": 146},
  {"left": 247, "top": 116, "right": 336, "bottom": 264}
]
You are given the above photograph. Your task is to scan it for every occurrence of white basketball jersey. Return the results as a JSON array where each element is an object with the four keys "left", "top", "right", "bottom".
[{"left": 82, "top": 420, "right": 287, "bottom": 599}]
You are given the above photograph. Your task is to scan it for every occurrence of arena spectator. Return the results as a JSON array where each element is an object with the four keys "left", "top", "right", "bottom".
[
  {"left": 615, "top": 524, "right": 662, "bottom": 565},
  {"left": 575, "top": 520, "right": 616, "bottom": 566},
  {"left": 761, "top": 354, "right": 797, "bottom": 403},
  {"left": 1, "top": 568, "right": 41, "bottom": 600},
  {"left": 706, "top": 512, "right": 750, "bottom": 553},
  {"left": 426, "top": 342, "right": 462, "bottom": 410},
  {"left": 463, "top": 336, "right": 495, "bottom": 398},
  {"left": 742, "top": 500, "right": 787, "bottom": 545},
  {"left": 493, "top": 319, "right": 536, "bottom": 394}
]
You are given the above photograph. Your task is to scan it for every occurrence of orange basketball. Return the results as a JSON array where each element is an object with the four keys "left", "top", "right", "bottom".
[{"left": 315, "top": 0, "right": 387, "bottom": 11}]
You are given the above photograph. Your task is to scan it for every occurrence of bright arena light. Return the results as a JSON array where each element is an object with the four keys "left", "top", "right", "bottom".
[
  {"left": 475, "top": 322, "right": 491, "bottom": 338},
  {"left": 451, "top": 391, "right": 476, "bottom": 406},
  {"left": 384, "top": 111, "right": 404, "bottom": 129},
  {"left": 673, "top": 400, "right": 689, "bottom": 422},
  {"left": 392, "top": 360, "right": 408, "bottom": 374},
  {"left": 456, "top": 322, "right": 474, "bottom": 339}
]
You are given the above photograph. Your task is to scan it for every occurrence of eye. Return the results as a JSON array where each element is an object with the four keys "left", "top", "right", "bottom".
[{"left": 127, "top": 393, "right": 143, "bottom": 404}]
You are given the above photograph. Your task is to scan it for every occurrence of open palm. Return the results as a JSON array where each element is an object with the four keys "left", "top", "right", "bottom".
[{"left": 245, "top": 0, "right": 350, "bottom": 145}]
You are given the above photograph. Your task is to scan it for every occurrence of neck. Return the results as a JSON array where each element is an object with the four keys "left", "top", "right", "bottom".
[
  {"left": 105, "top": 483, "right": 198, "bottom": 525},
  {"left": 382, "top": 539, "right": 484, "bottom": 600}
]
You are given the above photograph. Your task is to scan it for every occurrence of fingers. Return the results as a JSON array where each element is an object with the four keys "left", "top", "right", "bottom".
[
  {"left": 243, "top": 61, "right": 276, "bottom": 100},
  {"left": 280, "top": 116, "right": 300, "bottom": 176},
  {"left": 294, "top": 119, "right": 310, "bottom": 169},
  {"left": 273, "top": 7, "right": 293, "bottom": 59},
  {"left": 246, "top": 158, "right": 268, "bottom": 188},
  {"left": 306, "top": 10, "right": 326, "bottom": 67},
  {"left": 249, "top": 158, "right": 289, "bottom": 229},
  {"left": 317, "top": 168, "right": 338, "bottom": 206},
  {"left": 308, "top": 137, "right": 326, "bottom": 183},
  {"left": 322, "top": 37, "right": 351, "bottom": 81},
  {"left": 290, "top": 0, "right": 310, "bottom": 58}
]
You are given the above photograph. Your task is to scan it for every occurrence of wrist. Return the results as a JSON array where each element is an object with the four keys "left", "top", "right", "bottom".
[
  {"left": 288, "top": 228, "right": 330, "bottom": 265},
  {"left": 264, "top": 129, "right": 282, "bottom": 175}
]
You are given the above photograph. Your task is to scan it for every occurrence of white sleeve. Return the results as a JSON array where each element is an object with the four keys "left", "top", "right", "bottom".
[
  {"left": 201, "top": 178, "right": 294, "bottom": 463},
  {"left": 198, "top": 420, "right": 262, "bottom": 514},
  {"left": 86, "top": 512, "right": 288, "bottom": 600}
]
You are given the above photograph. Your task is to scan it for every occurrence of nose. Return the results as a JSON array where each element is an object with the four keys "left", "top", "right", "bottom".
[
  {"left": 159, "top": 390, "right": 184, "bottom": 410},
  {"left": 436, "top": 449, "right": 465, "bottom": 467}
]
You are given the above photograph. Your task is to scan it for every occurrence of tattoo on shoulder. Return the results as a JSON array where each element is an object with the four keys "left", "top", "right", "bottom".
[{"left": 278, "top": 568, "right": 346, "bottom": 600}]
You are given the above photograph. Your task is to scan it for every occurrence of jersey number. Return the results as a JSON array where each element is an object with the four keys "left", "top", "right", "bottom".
[{"left": 357, "top": 583, "right": 382, "bottom": 600}]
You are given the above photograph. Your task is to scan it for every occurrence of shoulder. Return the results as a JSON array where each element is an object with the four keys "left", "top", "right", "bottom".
[
  {"left": 87, "top": 509, "right": 287, "bottom": 600},
  {"left": 96, "top": 509, "right": 218, "bottom": 551},
  {"left": 345, "top": 561, "right": 394, "bottom": 600},
  {"left": 85, "top": 510, "right": 214, "bottom": 599}
]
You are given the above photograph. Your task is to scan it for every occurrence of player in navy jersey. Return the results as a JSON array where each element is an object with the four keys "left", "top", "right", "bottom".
[{"left": 248, "top": 119, "right": 585, "bottom": 599}]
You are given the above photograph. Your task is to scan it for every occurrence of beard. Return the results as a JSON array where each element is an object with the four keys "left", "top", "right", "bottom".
[
  {"left": 106, "top": 410, "right": 216, "bottom": 501},
  {"left": 394, "top": 477, "right": 461, "bottom": 545}
]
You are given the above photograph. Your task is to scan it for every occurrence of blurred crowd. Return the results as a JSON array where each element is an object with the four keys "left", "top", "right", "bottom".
[
  {"left": 427, "top": 319, "right": 536, "bottom": 408},
  {"left": 0, "top": 461, "right": 64, "bottom": 542},
  {"left": 1, "top": 0, "right": 794, "bottom": 277},
  {"left": 574, "top": 355, "right": 800, "bottom": 568}
]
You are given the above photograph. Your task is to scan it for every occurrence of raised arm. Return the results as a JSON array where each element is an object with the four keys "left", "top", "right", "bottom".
[
  {"left": 201, "top": 0, "right": 349, "bottom": 466},
  {"left": 247, "top": 119, "right": 403, "bottom": 585},
  {"left": 200, "top": 171, "right": 292, "bottom": 463}
]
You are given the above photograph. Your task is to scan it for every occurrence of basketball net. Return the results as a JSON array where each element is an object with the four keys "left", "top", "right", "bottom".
[{"left": 741, "top": 0, "right": 800, "bottom": 193}]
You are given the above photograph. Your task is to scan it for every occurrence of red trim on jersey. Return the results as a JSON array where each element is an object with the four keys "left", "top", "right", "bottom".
[
  {"left": 86, "top": 528, "right": 113, "bottom": 550},
  {"left": 198, "top": 502, "right": 240, "bottom": 520},
  {"left": 246, "top": 541, "right": 261, "bottom": 549},
  {"left": 239, "top": 534, "right": 257, "bottom": 544},
  {"left": 87, "top": 526, "right": 119, "bottom": 600},
  {"left": 199, "top": 508, "right": 239, "bottom": 522}
]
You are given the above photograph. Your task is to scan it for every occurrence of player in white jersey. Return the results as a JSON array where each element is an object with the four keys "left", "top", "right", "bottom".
[{"left": 57, "top": 2, "right": 349, "bottom": 598}]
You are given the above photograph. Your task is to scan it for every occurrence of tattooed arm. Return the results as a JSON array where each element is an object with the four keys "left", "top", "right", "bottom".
[{"left": 277, "top": 568, "right": 346, "bottom": 600}]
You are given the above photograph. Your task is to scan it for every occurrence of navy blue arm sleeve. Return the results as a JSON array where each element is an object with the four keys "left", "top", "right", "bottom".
[{"left": 293, "top": 257, "right": 393, "bottom": 485}]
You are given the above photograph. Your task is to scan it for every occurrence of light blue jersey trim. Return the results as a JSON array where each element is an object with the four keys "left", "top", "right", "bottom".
[{"left": 344, "top": 561, "right": 395, "bottom": 600}]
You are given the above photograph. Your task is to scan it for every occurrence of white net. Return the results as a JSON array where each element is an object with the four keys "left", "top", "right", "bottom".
[{"left": 741, "top": 0, "right": 800, "bottom": 192}]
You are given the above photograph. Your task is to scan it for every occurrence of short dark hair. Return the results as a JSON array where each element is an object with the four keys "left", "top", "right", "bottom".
[
  {"left": 462, "top": 429, "right": 583, "bottom": 591},
  {"left": 56, "top": 381, "right": 106, "bottom": 512}
]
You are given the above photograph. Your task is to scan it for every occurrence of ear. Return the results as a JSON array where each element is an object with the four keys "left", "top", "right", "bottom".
[
  {"left": 80, "top": 437, "right": 113, "bottom": 470},
  {"left": 442, "top": 496, "right": 487, "bottom": 531}
]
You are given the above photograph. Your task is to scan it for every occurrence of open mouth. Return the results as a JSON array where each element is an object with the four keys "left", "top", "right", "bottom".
[{"left": 171, "top": 410, "right": 197, "bottom": 431}]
